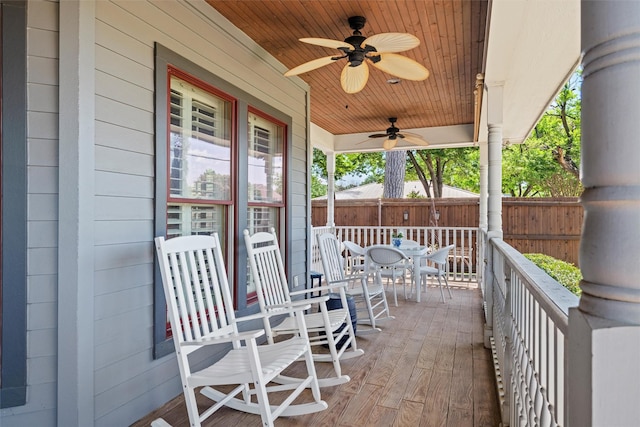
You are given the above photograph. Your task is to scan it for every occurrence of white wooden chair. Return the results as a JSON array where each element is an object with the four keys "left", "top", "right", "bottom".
[
  {"left": 244, "top": 228, "right": 363, "bottom": 388},
  {"left": 317, "top": 233, "right": 394, "bottom": 332},
  {"left": 155, "top": 234, "right": 327, "bottom": 427},
  {"left": 416, "top": 244, "right": 456, "bottom": 302}
]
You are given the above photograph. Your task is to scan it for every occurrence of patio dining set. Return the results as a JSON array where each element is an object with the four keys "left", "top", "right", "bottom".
[{"left": 152, "top": 230, "right": 456, "bottom": 426}]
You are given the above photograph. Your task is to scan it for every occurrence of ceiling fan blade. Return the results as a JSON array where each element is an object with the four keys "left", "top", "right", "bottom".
[
  {"left": 368, "top": 133, "right": 389, "bottom": 138},
  {"left": 284, "top": 55, "right": 337, "bottom": 76},
  {"left": 340, "top": 62, "right": 370, "bottom": 94},
  {"left": 363, "top": 33, "right": 420, "bottom": 53},
  {"left": 402, "top": 134, "right": 430, "bottom": 146},
  {"left": 299, "top": 37, "right": 353, "bottom": 50},
  {"left": 383, "top": 138, "right": 398, "bottom": 150},
  {"left": 370, "top": 53, "right": 430, "bottom": 81},
  {"left": 399, "top": 131, "right": 424, "bottom": 139}
]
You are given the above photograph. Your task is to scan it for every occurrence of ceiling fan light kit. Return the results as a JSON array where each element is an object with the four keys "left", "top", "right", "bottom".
[{"left": 285, "top": 16, "right": 430, "bottom": 94}]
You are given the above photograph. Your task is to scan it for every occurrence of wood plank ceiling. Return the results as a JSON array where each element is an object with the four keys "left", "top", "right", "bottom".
[{"left": 206, "top": 0, "right": 488, "bottom": 137}]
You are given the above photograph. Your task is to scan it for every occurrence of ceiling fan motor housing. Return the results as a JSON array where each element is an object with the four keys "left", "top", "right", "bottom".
[{"left": 347, "top": 16, "right": 367, "bottom": 32}]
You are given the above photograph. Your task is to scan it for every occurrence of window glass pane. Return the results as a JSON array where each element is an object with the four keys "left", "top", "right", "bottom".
[
  {"left": 170, "top": 76, "right": 232, "bottom": 201},
  {"left": 248, "top": 112, "right": 283, "bottom": 203},
  {"left": 167, "top": 204, "right": 226, "bottom": 239},
  {"left": 246, "top": 206, "right": 279, "bottom": 296}
]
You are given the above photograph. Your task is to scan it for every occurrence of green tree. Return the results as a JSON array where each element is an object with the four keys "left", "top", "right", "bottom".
[
  {"left": 311, "top": 174, "right": 326, "bottom": 198},
  {"left": 502, "top": 72, "right": 582, "bottom": 196},
  {"left": 407, "top": 147, "right": 479, "bottom": 197},
  {"left": 312, "top": 148, "right": 384, "bottom": 184}
]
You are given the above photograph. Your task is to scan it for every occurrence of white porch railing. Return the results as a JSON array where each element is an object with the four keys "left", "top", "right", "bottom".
[
  {"left": 486, "top": 237, "right": 579, "bottom": 426},
  {"left": 311, "top": 225, "right": 479, "bottom": 282},
  {"left": 312, "top": 226, "right": 581, "bottom": 426}
]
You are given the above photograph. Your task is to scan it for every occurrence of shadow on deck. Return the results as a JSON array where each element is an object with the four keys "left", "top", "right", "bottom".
[{"left": 132, "top": 282, "right": 501, "bottom": 427}]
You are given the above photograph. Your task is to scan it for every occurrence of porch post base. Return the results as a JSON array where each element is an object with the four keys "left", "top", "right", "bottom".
[
  {"left": 483, "top": 323, "right": 493, "bottom": 349},
  {"left": 568, "top": 308, "right": 640, "bottom": 426}
]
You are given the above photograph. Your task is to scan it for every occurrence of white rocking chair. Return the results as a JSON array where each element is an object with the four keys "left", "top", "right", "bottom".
[
  {"left": 244, "top": 228, "right": 363, "bottom": 388},
  {"left": 155, "top": 234, "right": 327, "bottom": 427},
  {"left": 316, "top": 233, "right": 394, "bottom": 332}
]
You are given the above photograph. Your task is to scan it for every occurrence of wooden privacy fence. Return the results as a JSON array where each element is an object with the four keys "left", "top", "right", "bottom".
[{"left": 312, "top": 197, "right": 583, "bottom": 266}]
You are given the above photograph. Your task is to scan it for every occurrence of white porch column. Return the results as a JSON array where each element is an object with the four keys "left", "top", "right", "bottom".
[
  {"left": 483, "top": 83, "right": 504, "bottom": 348},
  {"left": 58, "top": 1, "right": 95, "bottom": 425},
  {"left": 568, "top": 2, "right": 640, "bottom": 425},
  {"left": 479, "top": 142, "right": 488, "bottom": 231},
  {"left": 326, "top": 151, "right": 336, "bottom": 227},
  {"left": 486, "top": 83, "right": 504, "bottom": 240}
]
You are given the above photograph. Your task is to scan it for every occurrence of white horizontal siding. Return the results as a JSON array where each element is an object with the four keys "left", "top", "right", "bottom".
[
  {"left": 27, "top": 111, "right": 57, "bottom": 140},
  {"left": 95, "top": 121, "right": 154, "bottom": 154},
  {"left": 95, "top": 171, "right": 153, "bottom": 198},
  {"left": 27, "top": 56, "right": 58, "bottom": 85},
  {"left": 3, "top": 0, "right": 311, "bottom": 425},
  {"left": 94, "top": 145, "right": 153, "bottom": 176},
  {"left": 27, "top": 27, "right": 58, "bottom": 58},
  {"left": 27, "top": 194, "right": 58, "bottom": 221},
  {"left": 94, "top": 242, "right": 154, "bottom": 271},
  {"left": 27, "top": 166, "right": 58, "bottom": 194},
  {"left": 27, "top": 275, "right": 57, "bottom": 304},
  {"left": 28, "top": 138, "right": 59, "bottom": 167},
  {"left": 28, "top": 83, "right": 58, "bottom": 113},
  {"left": 94, "top": 263, "right": 152, "bottom": 296},
  {"left": 27, "top": 220, "right": 57, "bottom": 248}
]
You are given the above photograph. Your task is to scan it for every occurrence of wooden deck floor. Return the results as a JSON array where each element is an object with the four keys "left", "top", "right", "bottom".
[{"left": 132, "top": 282, "right": 501, "bottom": 427}]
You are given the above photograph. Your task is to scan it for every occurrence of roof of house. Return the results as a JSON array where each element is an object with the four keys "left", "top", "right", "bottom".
[{"left": 314, "top": 181, "right": 478, "bottom": 200}]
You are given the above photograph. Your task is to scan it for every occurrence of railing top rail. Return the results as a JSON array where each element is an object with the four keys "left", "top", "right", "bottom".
[
  {"left": 491, "top": 238, "right": 578, "bottom": 332},
  {"left": 333, "top": 225, "right": 480, "bottom": 232}
]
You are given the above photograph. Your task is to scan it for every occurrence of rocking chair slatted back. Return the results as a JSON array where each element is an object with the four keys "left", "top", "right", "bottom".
[
  {"left": 317, "top": 234, "right": 346, "bottom": 284},
  {"left": 158, "top": 235, "right": 235, "bottom": 349},
  {"left": 246, "top": 231, "right": 291, "bottom": 309}
]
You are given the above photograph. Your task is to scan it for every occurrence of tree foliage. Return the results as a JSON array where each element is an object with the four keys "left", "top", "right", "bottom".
[
  {"left": 407, "top": 147, "right": 479, "bottom": 197},
  {"left": 311, "top": 71, "right": 582, "bottom": 198},
  {"left": 502, "top": 72, "right": 583, "bottom": 196},
  {"left": 312, "top": 149, "right": 384, "bottom": 186}
]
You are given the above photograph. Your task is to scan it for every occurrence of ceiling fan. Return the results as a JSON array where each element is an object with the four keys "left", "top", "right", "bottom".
[
  {"left": 284, "top": 16, "right": 430, "bottom": 94},
  {"left": 368, "top": 117, "right": 429, "bottom": 150}
]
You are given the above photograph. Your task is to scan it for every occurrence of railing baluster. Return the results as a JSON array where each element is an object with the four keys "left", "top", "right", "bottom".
[{"left": 481, "top": 239, "right": 578, "bottom": 427}]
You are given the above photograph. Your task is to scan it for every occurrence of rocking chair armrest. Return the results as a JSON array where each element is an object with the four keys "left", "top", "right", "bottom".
[
  {"left": 235, "top": 302, "right": 312, "bottom": 322},
  {"left": 236, "top": 311, "right": 271, "bottom": 322},
  {"left": 289, "top": 287, "right": 335, "bottom": 298},
  {"left": 265, "top": 301, "right": 312, "bottom": 314},
  {"left": 181, "top": 329, "right": 265, "bottom": 346},
  {"left": 326, "top": 275, "right": 366, "bottom": 287},
  {"left": 289, "top": 280, "right": 349, "bottom": 303}
]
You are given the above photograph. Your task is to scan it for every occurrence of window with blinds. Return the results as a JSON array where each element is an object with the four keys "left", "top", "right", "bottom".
[
  {"left": 246, "top": 109, "right": 286, "bottom": 297},
  {"left": 167, "top": 72, "right": 233, "bottom": 242}
]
